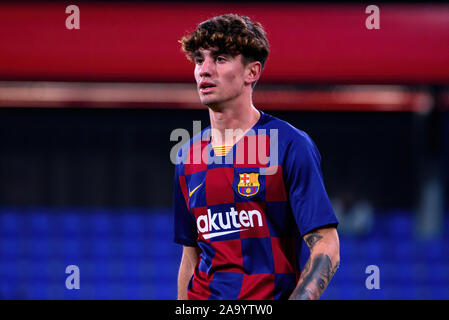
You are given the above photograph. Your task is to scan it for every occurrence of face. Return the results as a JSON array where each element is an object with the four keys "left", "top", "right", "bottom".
[{"left": 193, "top": 47, "right": 248, "bottom": 107}]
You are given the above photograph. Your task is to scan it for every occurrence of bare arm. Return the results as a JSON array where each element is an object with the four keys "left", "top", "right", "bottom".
[
  {"left": 289, "top": 227, "right": 340, "bottom": 300},
  {"left": 177, "top": 245, "right": 201, "bottom": 300}
]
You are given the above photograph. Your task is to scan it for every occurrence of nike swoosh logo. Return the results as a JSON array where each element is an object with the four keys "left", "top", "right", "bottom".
[
  {"left": 189, "top": 183, "right": 203, "bottom": 197},
  {"left": 203, "top": 229, "right": 248, "bottom": 240}
]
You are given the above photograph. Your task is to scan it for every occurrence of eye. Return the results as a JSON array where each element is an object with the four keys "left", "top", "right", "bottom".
[
  {"left": 216, "top": 56, "right": 227, "bottom": 63},
  {"left": 194, "top": 57, "right": 204, "bottom": 64}
]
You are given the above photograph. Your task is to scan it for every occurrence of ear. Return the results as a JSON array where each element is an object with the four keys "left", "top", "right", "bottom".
[{"left": 244, "top": 61, "right": 262, "bottom": 87}]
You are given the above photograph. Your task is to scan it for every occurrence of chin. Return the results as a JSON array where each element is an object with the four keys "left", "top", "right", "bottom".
[{"left": 200, "top": 95, "right": 220, "bottom": 107}]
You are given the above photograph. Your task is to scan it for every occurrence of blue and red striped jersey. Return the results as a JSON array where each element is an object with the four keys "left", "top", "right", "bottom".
[{"left": 173, "top": 110, "right": 338, "bottom": 300}]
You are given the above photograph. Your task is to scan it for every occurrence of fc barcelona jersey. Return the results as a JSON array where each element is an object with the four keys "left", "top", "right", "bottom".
[{"left": 173, "top": 110, "right": 338, "bottom": 300}]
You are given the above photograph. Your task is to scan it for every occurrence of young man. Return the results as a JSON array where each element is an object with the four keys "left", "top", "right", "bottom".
[{"left": 173, "top": 14, "right": 339, "bottom": 300}]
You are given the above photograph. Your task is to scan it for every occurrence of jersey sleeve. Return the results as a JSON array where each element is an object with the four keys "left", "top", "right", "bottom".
[
  {"left": 173, "top": 158, "right": 198, "bottom": 247},
  {"left": 283, "top": 131, "right": 338, "bottom": 237}
]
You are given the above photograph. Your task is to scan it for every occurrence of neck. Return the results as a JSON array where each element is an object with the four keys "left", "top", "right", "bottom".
[{"left": 208, "top": 95, "right": 260, "bottom": 147}]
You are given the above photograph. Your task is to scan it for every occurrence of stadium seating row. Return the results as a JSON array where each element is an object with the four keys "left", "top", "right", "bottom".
[{"left": 0, "top": 207, "right": 448, "bottom": 299}]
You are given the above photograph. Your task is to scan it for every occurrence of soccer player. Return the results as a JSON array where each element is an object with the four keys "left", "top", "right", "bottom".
[{"left": 173, "top": 14, "right": 340, "bottom": 300}]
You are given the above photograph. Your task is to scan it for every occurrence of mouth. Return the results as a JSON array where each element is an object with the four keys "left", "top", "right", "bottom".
[{"left": 199, "top": 81, "right": 216, "bottom": 94}]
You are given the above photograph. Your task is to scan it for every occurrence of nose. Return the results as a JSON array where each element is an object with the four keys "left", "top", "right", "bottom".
[{"left": 198, "top": 56, "right": 214, "bottom": 78}]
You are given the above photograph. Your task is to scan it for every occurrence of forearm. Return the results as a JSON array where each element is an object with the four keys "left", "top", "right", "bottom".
[
  {"left": 289, "top": 251, "right": 339, "bottom": 300},
  {"left": 177, "top": 246, "right": 200, "bottom": 300},
  {"left": 177, "top": 263, "right": 193, "bottom": 300},
  {"left": 289, "top": 228, "right": 340, "bottom": 300}
]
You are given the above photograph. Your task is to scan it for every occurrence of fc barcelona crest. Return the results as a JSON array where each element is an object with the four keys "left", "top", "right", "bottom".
[{"left": 237, "top": 173, "right": 260, "bottom": 197}]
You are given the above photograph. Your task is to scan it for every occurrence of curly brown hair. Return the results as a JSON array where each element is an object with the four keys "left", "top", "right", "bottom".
[{"left": 180, "top": 14, "right": 269, "bottom": 70}]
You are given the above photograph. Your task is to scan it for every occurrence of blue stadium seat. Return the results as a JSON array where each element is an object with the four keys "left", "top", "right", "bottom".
[
  {"left": 90, "top": 210, "right": 112, "bottom": 235},
  {"left": 338, "top": 284, "right": 360, "bottom": 300},
  {"left": 0, "top": 261, "right": 18, "bottom": 280},
  {"left": 119, "top": 238, "right": 143, "bottom": 258},
  {"left": 0, "top": 206, "right": 447, "bottom": 299},
  {"left": 426, "top": 263, "right": 449, "bottom": 283},
  {"left": 386, "top": 212, "right": 413, "bottom": 239},
  {"left": 121, "top": 213, "right": 145, "bottom": 237},
  {"left": 428, "top": 285, "right": 449, "bottom": 300},
  {"left": 58, "top": 212, "right": 83, "bottom": 237},
  {"left": 0, "top": 210, "right": 19, "bottom": 235},
  {"left": 59, "top": 238, "right": 81, "bottom": 258},
  {"left": 28, "top": 210, "right": 50, "bottom": 236},
  {"left": 394, "top": 241, "right": 414, "bottom": 261},
  {"left": 0, "top": 239, "right": 19, "bottom": 258}
]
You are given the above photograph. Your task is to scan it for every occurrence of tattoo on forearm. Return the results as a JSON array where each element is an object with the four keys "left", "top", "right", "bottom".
[
  {"left": 289, "top": 253, "right": 339, "bottom": 300},
  {"left": 304, "top": 231, "right": 323, "bottom": 250},
  {"left": 331, "top": 260, "right": 340, "bottom": 278}
]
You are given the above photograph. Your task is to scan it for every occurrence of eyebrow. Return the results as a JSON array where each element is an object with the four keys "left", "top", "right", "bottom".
[
  {"left": 193, "top": 49, "right": 230, "bottom": 59},
  {"left": 193, "top": 51, "right": 203, "bottom": 59}
]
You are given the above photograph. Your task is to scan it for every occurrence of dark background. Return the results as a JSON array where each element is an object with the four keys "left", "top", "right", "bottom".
[{"left": 0, "top": 107, "right": 438, "bottom": 209}]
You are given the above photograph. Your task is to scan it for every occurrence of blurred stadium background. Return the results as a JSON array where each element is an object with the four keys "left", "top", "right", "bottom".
[{"left": 0, "top": 2, "right": 448, "bottom": 299}]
